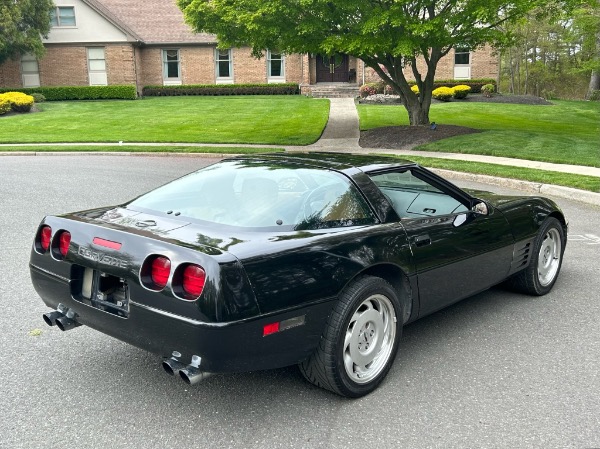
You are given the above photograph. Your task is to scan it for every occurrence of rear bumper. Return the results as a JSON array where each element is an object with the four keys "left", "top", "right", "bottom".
[{"left": 31, "top": 264, "right": 334, "bottom": 373}]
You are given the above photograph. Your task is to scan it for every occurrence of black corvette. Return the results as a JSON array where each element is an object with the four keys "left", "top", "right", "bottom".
[{"left": 30, "top": 153, "right": 567, "bottom": 397}]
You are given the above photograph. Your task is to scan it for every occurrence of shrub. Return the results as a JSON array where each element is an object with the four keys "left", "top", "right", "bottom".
[
  {"left": 142, "top": 83, "right": 299, "bottom": 97},
  {"left": 481, "top": 84, "right": 495, "bottom": 97},
  {"left": 0, "top": 91, "right": 35, "bottom": 112},
  {"left": 431, "top": 78, "right": 496, "bottom": 93},
  {"left": 0, "top": 85, "right": 137, "bottom": 101},
  {"left": 452, "top": 85, "right": 471, "bottom": 99},
  {"left": 31, "top": 93, "right": 46, "bottom": 103},
  {"left": 383, "top": 83, "right": 394, "bottom": 95},
  {"left": 411, "top": 85, "right": 420, "bottom": 94},
  {"left": 432, "top": 86, "right": 454, "bottom": 101},
  {"left": 0, "top": 98, "right": 11, "bottom": 115},
  {"left": 359, "top": 83, "right": 380, "bottom": 98}
]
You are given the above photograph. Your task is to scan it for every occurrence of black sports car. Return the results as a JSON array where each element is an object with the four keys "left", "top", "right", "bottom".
[{"left": 30, "top": 153, "right": 567, "bottom": 397}]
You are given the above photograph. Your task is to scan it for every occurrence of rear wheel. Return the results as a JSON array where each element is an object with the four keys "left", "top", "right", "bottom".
[
  {"left": 509, "top": 217, "right": 565, "bottom": 295},
  {"left": 299, "top": 275, "right": 402, "bottom": 398}
]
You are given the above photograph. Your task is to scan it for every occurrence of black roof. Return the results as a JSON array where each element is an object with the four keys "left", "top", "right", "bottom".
[{"left": 228, "top": 152, "right": 416, "bottom": 173}]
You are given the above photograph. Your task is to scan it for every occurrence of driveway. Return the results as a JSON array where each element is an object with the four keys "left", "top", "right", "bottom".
[{"left": 1, "top": 155, "right": 599, "bottom": 449}]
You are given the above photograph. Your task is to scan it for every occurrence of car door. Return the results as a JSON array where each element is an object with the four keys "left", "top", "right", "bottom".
[{"left": 369, "top": 168, "right": 514, "bottom": 317}]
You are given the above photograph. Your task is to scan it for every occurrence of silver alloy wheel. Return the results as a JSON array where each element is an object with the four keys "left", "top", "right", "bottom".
[
  {"left": 538, "top": 227, "right": 562, "bottom": 287},
  {"left": 343, "top": 293, "right": 397, "bottom": 384}
]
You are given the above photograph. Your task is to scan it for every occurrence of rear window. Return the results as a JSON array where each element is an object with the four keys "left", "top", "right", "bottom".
[{"left": 129, "top": 160, "right": 377, "bottom": 230}]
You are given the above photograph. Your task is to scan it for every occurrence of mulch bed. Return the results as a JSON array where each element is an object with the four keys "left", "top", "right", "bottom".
[
  {"left": 359, "top": 93, "right": 552, "bottom": 149},
  {"left": 360, "top": 125, "right": 481, "bottom": 149}
]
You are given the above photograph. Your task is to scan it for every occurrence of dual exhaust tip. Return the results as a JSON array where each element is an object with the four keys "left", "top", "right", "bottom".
[
  {"left": 162, "top": 352, "right": 212, "bottom": 385},
  {"left": 43, "top": 304, "right": 82, "bottom": 331},
  {"left": 43, "top": 307, "right": 210, "bottom": 385}
]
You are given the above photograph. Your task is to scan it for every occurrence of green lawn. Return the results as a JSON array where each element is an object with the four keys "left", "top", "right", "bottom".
[
  {"left": 358, "top": 100, "right": 600, "bottom": 167},
  {"left": 0, "top": 96, "right": 330, "bottom": 145},
  {"left": 0, "top": 145, "right": 283, "bottom": 154},
  {"left": 398, "top": 155, "right": 600, "bottom": 192}
]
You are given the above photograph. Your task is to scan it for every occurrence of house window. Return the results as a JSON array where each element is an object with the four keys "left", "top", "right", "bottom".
[
  {"left": 267, "top": 50, "right": 285, "bottom": 82},
  {"left": 87, "top": 47, "right": 107, "bottom": 86},
  {"left": 50, "top": 6, "right": 76, "bottom": 27},
  {"left": 162, "top": 49, "right": 181, "bottom": 85},
  {"left": 453, "top": 48, "right": 471, "bottom": 79},
  {"left": 216, "top": 49, "right": 233, "bottom": 83},
  {"left": 21, "top": 54, "right": 40, "bottom": 88}
]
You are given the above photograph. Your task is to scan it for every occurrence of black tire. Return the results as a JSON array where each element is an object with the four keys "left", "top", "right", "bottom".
[
  {"left": 508, "top": 217, "right": 565, "bottom": 296},
  {"left": 299, "top": 275, "right": 403, "bottom": 398}
]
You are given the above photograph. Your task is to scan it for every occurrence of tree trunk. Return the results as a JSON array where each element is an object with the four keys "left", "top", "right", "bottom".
[
  {"left": 586, "top": 31, "right": 600, "bottom": 99},
  {"left": 587, "top": 70, "right": 600, "bottom": 99},
  {"left": 406, "top": 101, "right": 431, "bottom": 126}
]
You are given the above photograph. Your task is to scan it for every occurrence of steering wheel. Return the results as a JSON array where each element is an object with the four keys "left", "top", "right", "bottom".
[{"left": 302, "top": 184, "right": 344, "bottom": 221}]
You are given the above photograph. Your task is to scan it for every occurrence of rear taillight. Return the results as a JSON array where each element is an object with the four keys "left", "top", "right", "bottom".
[
  {"left": 141, "top": 256, "right": 205, "bottom": 301},
  {"left": 150, "top": 256, "right": 171, "bottom": 290},
  {"left": 38, "top": 226, "right": 52, "bottom": 252},
  {"left": 57, "top": 231, "right": 71, "bottom": 257},
  {"left": 181, "top": 264, "right": 206, "bottom": 298}
]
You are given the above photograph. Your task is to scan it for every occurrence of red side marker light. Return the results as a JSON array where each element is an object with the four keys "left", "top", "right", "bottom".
[
  {"left": 93, "top": 237, "right": 122, "bottom": 250},
  {"left": 263, "top": 322, "right": 280, "bottom": 337}
]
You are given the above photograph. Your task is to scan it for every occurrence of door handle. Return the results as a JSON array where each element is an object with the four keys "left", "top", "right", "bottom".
[{"left": 414, "top": 234, "right": 431, "bottom": 247}]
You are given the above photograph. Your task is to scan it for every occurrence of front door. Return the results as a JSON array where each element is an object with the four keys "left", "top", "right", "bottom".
[
  {"left": 316, "top": 54, "right": 349, "bottom": 83},
  {"left": 368, "top": 167, "right": 515, "bottom": 317}
]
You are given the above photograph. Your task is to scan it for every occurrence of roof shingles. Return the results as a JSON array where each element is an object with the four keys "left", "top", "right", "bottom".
[{"left": 85, "top": 0, "right": 216, "bottom": 44}]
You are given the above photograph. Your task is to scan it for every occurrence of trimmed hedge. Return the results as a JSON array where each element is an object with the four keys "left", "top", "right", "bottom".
[
  {"left": 425, "top": 79, "right": 496, "bottom": 94},
  {"left": 142, "top": 83, "right": 300, "bottom": 97},
  {"left": 0, "top": 85, "right": 137, "bottom": 101},
  {"left": 452, "top": 85, "right": 472, "bottom": 99},
  {"left": 0, "top": 98, "right": 11, "bottom": 115},
  {"left": 0, "top": 92, "right": 35, "bottom": 113},
  {"left": 432, "top": 86, "right": 454, "bottom": 101},
  {"left": 360, "top": 79, "right": 497, "bottom": 97}
]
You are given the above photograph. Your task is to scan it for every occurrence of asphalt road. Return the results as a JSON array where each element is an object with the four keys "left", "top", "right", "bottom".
[{"left": 1, "top": 155, "right": 599, "bottom": 449}]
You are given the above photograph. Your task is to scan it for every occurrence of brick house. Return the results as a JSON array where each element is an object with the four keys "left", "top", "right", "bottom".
[{"left": 0, "top": 0, "right": 499, "bottom": 96}]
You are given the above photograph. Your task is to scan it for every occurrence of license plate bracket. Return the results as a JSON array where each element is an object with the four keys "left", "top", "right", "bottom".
[{"left": 72, "top": 266, "right": 130, "bottom": 318}]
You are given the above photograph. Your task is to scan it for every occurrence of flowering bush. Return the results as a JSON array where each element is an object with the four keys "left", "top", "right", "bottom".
[
  {"left": 0, "top": 98, "right": 11, "bottom": 115},
  {"left": 410, "top": 85, "right": 419, "bottom": 94},
  {"left": 452, "top": 85, "right": 471, "bottom": 99},
  {"left": 481, "top": 84, "right": 495, "bottom": 97},
  {"left": 383, "top": 83, "right": 394, "bottom": 95},
  {"left": 432, "top": 86, "right": 454, "bottom": 101},
  {"left": 359, "top": 83, "right": 380, "bottom": 98},
  {"left": 0, "top": 91, "right": 35, "bottom": 112}
]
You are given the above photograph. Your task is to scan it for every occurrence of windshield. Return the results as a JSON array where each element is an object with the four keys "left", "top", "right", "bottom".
[{"left": 129, "top": 160, "right": 376, "bottom": 230}]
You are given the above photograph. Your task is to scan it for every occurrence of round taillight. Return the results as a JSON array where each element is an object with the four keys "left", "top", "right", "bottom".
[
  {"left": 39, "top": 226, "right": 52, "bottom": 252},
  {"left": 151, "top": 256, "right": 171, "bottom": 289},
  {"left": 182, "top": 264, "right": 206, "bottom": 298},
  {"left": 58, "top": 231, "right": 71, "bottom": 257}
]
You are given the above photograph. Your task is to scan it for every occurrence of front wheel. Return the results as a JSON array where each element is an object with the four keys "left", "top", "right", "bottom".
[
  {"left": 299, "top": 275, "right": 402, "bottom": 398},
  {"left": 509, "top": 217, "right": 565, "bottom": 295}
]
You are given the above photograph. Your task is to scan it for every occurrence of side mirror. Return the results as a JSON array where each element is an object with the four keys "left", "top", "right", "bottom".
[{"left": 471, "top": 200, "right": 489, "bottom": 215}]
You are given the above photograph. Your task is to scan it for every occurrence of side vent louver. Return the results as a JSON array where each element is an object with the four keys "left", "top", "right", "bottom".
[{"left": 508, "top": 240, "right": 533, "bottom": 275}]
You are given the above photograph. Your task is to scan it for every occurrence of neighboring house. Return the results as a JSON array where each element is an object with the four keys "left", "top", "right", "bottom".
[{"left": 0, "top": 0, "right": 499, "bottom": 96}]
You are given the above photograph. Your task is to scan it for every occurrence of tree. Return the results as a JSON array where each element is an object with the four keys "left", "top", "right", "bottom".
[
  {"left": 0, "top": 0, "right": 54, "bottom": 65},
  {"left": 178, "top": 0, "right": 544, "bottom": 125},
  {"left": 572, "top": 1, "right": 600, "bottom": 99},
  {"left": 497, "top": 0, "right": 599, "bottom": 99}
]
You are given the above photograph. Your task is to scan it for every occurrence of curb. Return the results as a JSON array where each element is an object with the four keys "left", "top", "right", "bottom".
[{"left": 2, "top": 151, "right": 599, "bottom": 207}]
